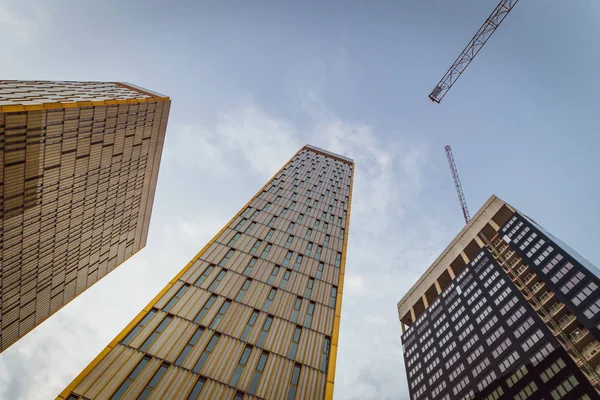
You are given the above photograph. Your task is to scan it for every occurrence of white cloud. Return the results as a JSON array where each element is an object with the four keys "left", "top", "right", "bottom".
[{"left": 0, "top": 3, "right": 51, "bottom": 43}]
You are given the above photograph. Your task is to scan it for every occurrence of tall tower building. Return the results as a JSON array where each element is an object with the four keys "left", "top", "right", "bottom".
[
  {"left": 397, "top": 195, "right": 600, "bottom": 400},
  {"left": 0, "top": 81, "right": 170, "bottom": 353},
  {"left": 59, "top": 145, "right": 353, "bottom": 400}
]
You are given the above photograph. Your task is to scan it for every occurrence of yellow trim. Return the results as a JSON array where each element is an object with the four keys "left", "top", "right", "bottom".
[
  {"left": 325, "top": 162, "right": 354, "bottom": 400},
  {"left": 57, "top": 146, "right": 305, "bottom": 399}
]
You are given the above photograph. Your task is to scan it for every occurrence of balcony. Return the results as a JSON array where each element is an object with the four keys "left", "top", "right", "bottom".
[
  {"left": 582, "top": 341, "right": 600, "bottom": 366},
  {"left": 516, "top": 264, "right": 529, "bottom": 279},
  {"left": 531, "top": 281, "right": 546, "bottom": 296},
  {"left": 548, "top": 302, "right": 565, "bottom": 318},
  {"left": 525, "top": 273, "right": 539, "bottom": 288},
  {"left": 571, "top": 329, "right": 594, "bottom": 350},
  {"left": 535, "top": 291, "right": 556, "bottom": 310},
  {"left": 557, "top": 314, "right": 577, "bottom": 334}
]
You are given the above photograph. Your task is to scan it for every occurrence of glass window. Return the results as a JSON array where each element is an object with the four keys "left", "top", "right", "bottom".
[
  {"left": 110, "top": 355, "right": 151, "bottom": 400},
  {"left": 192, "top": 333, "right": 221, "bottom": 373},
  {"left": 186, "top": 377, "right": 207, "bottom": 400},
  {"left": 288, "top": 326, "right": 302, "bottom": 359},
  {"left": 163, "top": 284, "right": 190, "bottom": 312},
  {"left": 175, "top": 327, "right": 205, "bottom": 366},
  {"left": 195, "top": 265, "right": 215, "bottom": 286},
  {"left": 140, "top": 315, "right": 172, "bottom": 352},
  {"left": 241, "top": 310, "right": 260, "bottom": 341},
  {"left": 137, "top": 362, "right": 169, "bottom": 400},
  {"left": 122, "top": 309, "right": 157, "bottom": 345},
  {"left": 248, "top": 351, "right": 269, "bottom": 395}
]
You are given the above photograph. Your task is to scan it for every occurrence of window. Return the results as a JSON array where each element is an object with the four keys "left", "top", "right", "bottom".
[
  {"left": 110, "top": 355, "right": 151, "bottom": 400},
  {"left": 241, "top": 310, "right": 259, "bottom": 341},
  {"left": 540, "top": 358, "right": 566, "bottom": 383},
  {"left": 330, "top": 286, "right": 337, "bottom": 308},
  {"left": 550, "top": 376, "right": 578, "bottom": 400},
  {"left": 305, "top": 278, "right": 314, "bottom": 298},
  {"left": 530, "top": 342, "right": 554, "bottom": 366},
  {"left": 561, "top": 271, "right": 585, "bottom": 294},
  {"left": 286, "top": 363, "right": 302, "bottom": 400},
  {"left": 209, "top": 300, "right": 231, "bottom": 329},
  {"left": 234, "top": 219, "right": 247, "bottom": 231},
  {"left": 315, "top": 246, "right": 323, "bottom": 260},
  {"left": 492, "top": 337, "right": 512, "bottom": 359},
  {"left": 573, "top": 282, "right": 598, "bottom": 306},
  {"left": 241, "top": 207, "right": 252, "bottom": 218},
  {"left": 320, "top": 337, "right": 330, "bottom": 372},
  {"left": 305, "top": 242, "right": 313, "bottom": 256},
  {"left": 290, "top": 201, "right": 296, "bottom": 210},
  {"left": 288, "top": 326, "right": 302, "bottom": 359},
  {"left": 472, "top": 356, "right": 490, "bottom": 378},
  {"left": 335, "top": 252, "right": 342, "bottom": 267},
  {"left": 280, "top": 208, "right": 288, "bottom": 217},
  {"left": 305, "top": 228, "right": 312, "bottom": 240},
  {"left": 584, "top": 298, "right": 600, "bottom": 319},
  {"left": 499, "top": 350, "right": 519, "bottom": 372},
  {"left": 477, "top": 370, "right": 496, "bottom": 392},
  {"left": 486, "top": 326, "right": 505, "bottom": 346},
  {"left": 265, "top": 229, "right": 275, "bottom": 241},
  {"left": 176, "top": 327, "right": 205, "bottom": 366},
  {"left": 507, "top": 306, "right": 526, "bottom": 326},
  {"left": 291, "top": 297, "right": 302, "bottom": 323},
  {"left": 260, "top": 244, "right": 272, "bottom": 259},
  {"left": 122, "top": 309, "right": 157, "bottom": 345},
  {"left": 283, "top": 251, "right": 293, "bottom": 267},
  {"left": 257, "top": 315, "right": 273, "bottom": 347},
  {"left": 522, "top": 329, "right": 544, "bottom": 352},
  {"left": 186, "top": 376, "right": 207, "bottom": 400},
  {"left": 193, "top": 333, "right": 220, "bottom": 373},
  {"left": 195, "top": 265, "right": 215, "bottom": 286},
  {"left": 316, "top": 262, "right": 324, "bottom": 279},
  {"left": 323, "top": 222, "right": 328, "bottom": 232},
  {"left": 294, "top": 255, "right": 303, "bottom": 271},
  {"left": 267, "top": 267, "right": 279, "bottom": 285},
  {"left": 324, "top": 235, "right": 330, "bottom": 247},
  {"left": 245, "top": 222, "right": 256, "bottom": 234},
  {"left": 194, "top": 294, "right": 218, "bottom": 324},
  {"left": 267, "top": 216, "right": 277, "bottom": 227},
  {"left": 274, "top": 196, "right": 281, "bottom": 204},
  {"left": 230, "top": 345, "right": 252, "bottom": 387},
  {"left": 304, "top": 302, "right": 315, "bottom": 328},
  {"left": 542, "top": 253, "right": 564, "bottom": 274},
  {"left": 243, "top": 258, "right": 257, "bottom": 276},
  {"left": 164, "top": 284, "right": 190, "bottom": 312},
  {"left": 452, "top": 376, "right": 470, "bottom": 396},
  {"left": 219, "top": 249, "right": 234, "bottom": 266},
  {"left": 137, "top": 362, "right": 169, "bottom": 400},
  {"left": 234, "top": 392, "right": 244, "bottom": 400},
  {"left": 515, "top": 381, "right": 538, "bottom": 400},
  {"left": 249, "top": 240, "right": 262, "bottom": 255},
  {"left": 207, "top": 270, "right": 226, "bottom": 292},
  {"left": 297, "top": 213, "right": 304, "bottom": 222},
  {"left": 340, "top": 229, "right": 345, "bottom": 240},
  {"left": 506, "top": 365, "right": 528, "bottom": 387},
  {"left": 263, "top": 288, "right": 277, "bottom": 312},
  {"left": 140, "top": 315, "right": 172, "bottom": 352},
  {"left": 514, "top": 317, "right": 535, "bottom": 338},
  {"left": 280, "top": 269, "right": 291, "bottom": 289},
  {"left": 228, "top": 233, "right": 241, "bottom": 247},
  {"left": 248, "top": 351, "right": 269, "bottom": 395},
  {"left": 551, "top": 262, "right": 574, "bottom": 283},
  {"left": 467, "top": 345, "right": 484, "bottom": 364},
  {"left": 314, "top": 220, "right": 320, "bottom": 230}
]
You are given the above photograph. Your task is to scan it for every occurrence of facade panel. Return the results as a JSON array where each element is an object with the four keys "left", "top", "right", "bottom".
[
  {"left": 0, "top": 80, "right": 170, "bottom": 352},
  {"left": 59, "top": 145, "right": 353, "bottom": 400}
]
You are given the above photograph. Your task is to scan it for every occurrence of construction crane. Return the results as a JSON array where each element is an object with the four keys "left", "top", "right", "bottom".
[
  {"left": 429, "top": 0, "right": 520, "bottom": 103},
  {"left": 445, "top": 145, "right": 471, "bottom": 224}
]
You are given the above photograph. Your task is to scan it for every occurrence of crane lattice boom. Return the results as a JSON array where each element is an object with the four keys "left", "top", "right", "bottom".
[
  {"left": 445, "top": 146, "right": 471, "bottom": 224},
  {"left": 429, "top": 0, "right": 519, "bottom": 103}
]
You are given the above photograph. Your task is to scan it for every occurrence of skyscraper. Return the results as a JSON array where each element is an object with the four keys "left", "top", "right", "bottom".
[
  {"left": 59, "top": 145, "right": 353, "bottom": 400},
  {"left": 0, "top": 81, "right": 170, "bottom": 353},
  {"left": 397, "top": 195, "right": 600, "bottom": 400}
]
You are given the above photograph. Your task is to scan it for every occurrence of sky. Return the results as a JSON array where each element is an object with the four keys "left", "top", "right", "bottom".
[{"left": 0, "top": 0, "right": 599, "bottom": 399}]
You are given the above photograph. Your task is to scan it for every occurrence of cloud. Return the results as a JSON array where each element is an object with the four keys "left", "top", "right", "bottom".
[{"left": 0, "top": 3, "right": 51, "bottom": 43}]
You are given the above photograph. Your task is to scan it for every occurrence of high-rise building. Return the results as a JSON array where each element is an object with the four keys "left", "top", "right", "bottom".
[
  {"left": 58, "top": 145, "right": 353, "bottom": 400},
  {"left": 0, "top": 81, "right": 170, "bottom": 353},
  {"left": 397, "top": 195, "right": 600, "bottom": 400}
]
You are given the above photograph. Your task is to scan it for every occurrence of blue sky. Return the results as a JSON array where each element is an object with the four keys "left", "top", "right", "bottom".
[{"left": 0, "top": 0, "right": 599, "bottom": 399}]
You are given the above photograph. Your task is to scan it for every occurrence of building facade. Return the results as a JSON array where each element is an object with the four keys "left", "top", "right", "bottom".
[
  {"left": 0, "top": 81, "right": 170, "bottom": 352},
  {"left": 398, "top": 195, "right": 600, "bottom": 400},
  {"left": 58, "top": 145, "right": 353, "bottom": 400}
]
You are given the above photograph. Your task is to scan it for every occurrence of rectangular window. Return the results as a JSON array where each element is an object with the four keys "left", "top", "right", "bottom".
[
  {"left": 140, "top": 315, "right": 172, "bottom": 352},
  {"left": 291, "top": 297, "right": 302, "bottom": 323},
  {"left": 286, "top": 363, "right": 302, "bottom": 400},
  {"left": 249, "top": 240, "right": 262, "bottom": 255},
  {"left": 294, "top": 255, "right": 303, "bottom": 271},
  {"left": 110, "top": 355, "right": 151, "bottom": 400},
  {"left": 207, "top": 270, "right": 226, "bottom": 292},
  {"left": 335, "top": 252, "right": 342, "bottom": 267},
  {"left": 285, "top": 236, "right": 294, "bottom": 249},
  {"left": 324, "top": 235, "right": 330, "bottom": 247},
  {"left": 267, "top": 216, "right": 277, "bottom": 227},
  {"left": 330, "top": 286, "right": 337, "bottom": 308},
  {"left": 280, "top": 208, "right": 288, "bottom": 217},
  {"left": 267, "top": 267, "right": 279, "bottom": 285},
  {"left": 241, "top": 207, "right": 252, "bottom": 218},
  {"left": 195, "top": 265, "right": 215, "bottom": 286},
  {"left": 122, "top": 309, "right": 157, "bottom": 345},
  {"left": 280, "top": 269, "right": 292, "bottom": 289},
  {"left": 250, "top": 210, "right": 259, "bottom": 220},
  {"left": 323, "top": 222, "right": 328, "bottom": 232},
  {"left": 236, "top": 279, "right": 252, "bottom": 301},
  {"left": 315, "top": 246, "right": 323, "bottom": 260},
  {"left": 290, "top": 201, "right": 296, "bottom": 210},
  {"left": 257, "top": 315, "right": 273, "bottom": 347},
  {"left": 320, "top": 337, "right": 330, "bottom": 372},
  {"left": 243, "top": 258, "right": 257, "bottom": 276},
  {"left": 304, "top": 302, "right": 315, "bottom": 328},
  {"left": 137, "top": 362, "right": 169, "bottom": 400},
  {"left": 316, "top": 262, "right": 324, "bottom": 279},
  {"left": 260, "top": 244, "right": 272, "bottom": 259},
  {"left": 248, "top": 351, "right": 269, "bottom": 395},
  {"left": 175, "top": 327, "right": 205, "bottom": 366},
  {"left": 228, "top": 233, "right": 241, "bottom": 247},
  {"left": 241, "top": 310, "right": 260, "bottom": 341},
  {"left": 209, "top": 300, "right": 231, "bottom": 329},
  {"left": 340, "top": 229, "right": 345, "bottom": 240},
  {"left": 219, "top": 249, "right": 234, "bottom": 267},
  {"left": 265, "top": 229, "right": 275, "bottom": 242},
  {"left": 163, "top": 284, "right": 190, "bottom": 312},
  {"left": 287, "top": 223, "right": 295, "bottom": 234},
  {"left": 194, "top": 295, "right": 218, "bottom": 324},
  {"left": 288, "top": 326, "right": 302, "bottom": 359},
  {"left": 283, "top": 251, "right": 292, "bottom": 267},
  {"left": 305, "top": 228, "right": 312, "bottom": 240},
  {"left": 230, "top": 345, "right": 253, "bottom": 388},
  {"left": 305, "top": 278, "right": 314, "bottom": 298},
  {"left": 305, "top": 242, "right": 313, "bottom": 256},
  {"left": 186, "top": 376, "right": 206, "bottom": 400},
  {"left": 234, "top": 219, "right": 247, "bottom": 231},
  {"left": 245, "top": 222, "right": 256, "bottom": 234},
  {"left": 263, "top": 288, "right": 277, "bottom": 312},
  {"left": 193, "top": 333, "right": 221, "bottom": 373},
  {"left": 297, "top": 214, "right": 304, "bottom": 222},
  {"left": 314, "top": 220, "right": 320, "bottom": 229}
]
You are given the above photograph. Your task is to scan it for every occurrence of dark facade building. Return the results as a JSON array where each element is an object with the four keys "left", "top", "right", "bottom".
[
  {"left": 0, "top": 80, "right": 170, "bottom": 353},
  {"left": 59, "top": 145, "right": 353, "bottom": 400},
  {"left": 398, "top": 195, "right": 600, "bottom": 399}
]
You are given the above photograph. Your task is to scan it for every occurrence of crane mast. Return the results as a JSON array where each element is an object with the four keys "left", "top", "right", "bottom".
[
  {"left": 429, "top": 0, "right": 520, "bottom": 103},
  {"left": 445, "top": 146, "right": 471, "bottom": 224}
]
